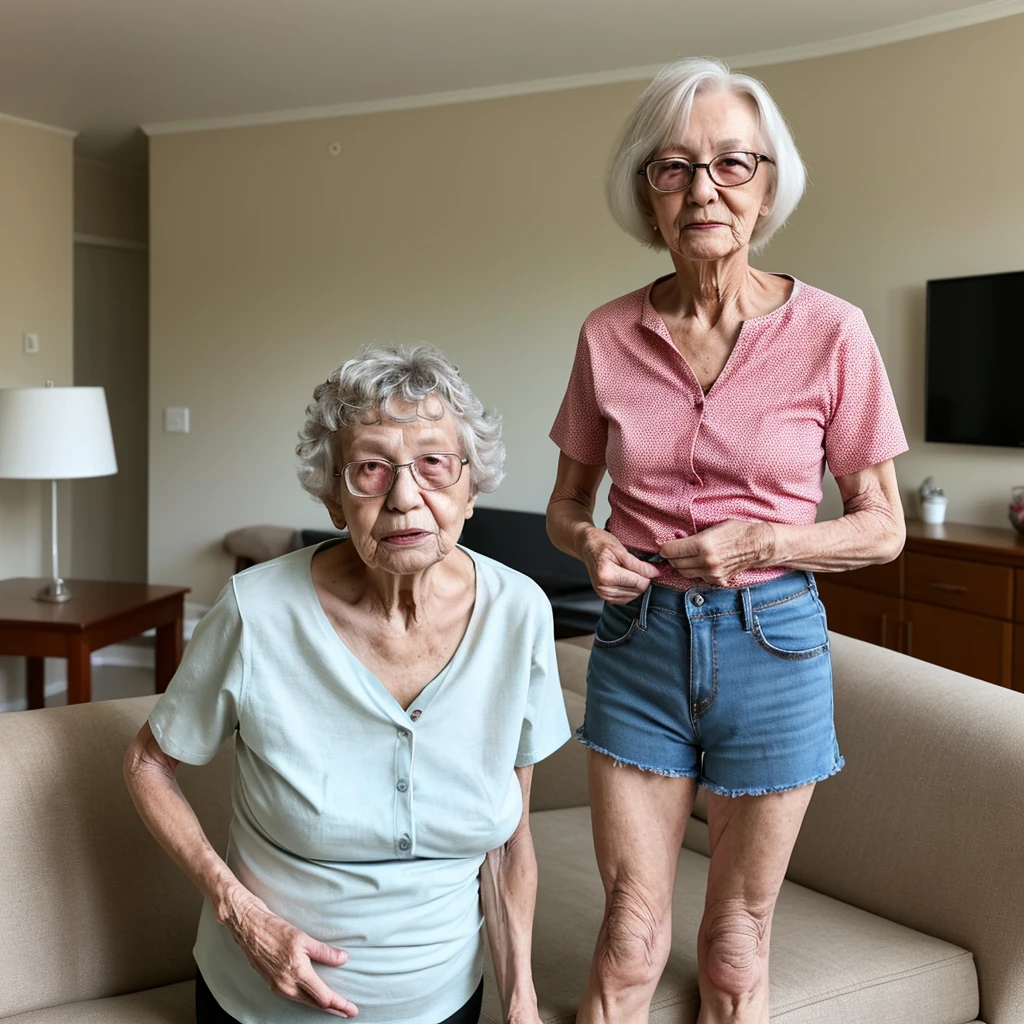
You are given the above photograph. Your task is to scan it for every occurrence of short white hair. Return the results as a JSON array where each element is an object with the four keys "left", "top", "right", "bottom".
[
  {"left": 606, "top": 57, "right": 806, "bottom": 254},
  {"left": 296, "top": 343, "right": 505, "bottom": 499}
]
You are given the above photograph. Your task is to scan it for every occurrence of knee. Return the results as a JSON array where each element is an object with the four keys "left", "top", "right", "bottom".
[
  {"left": 595, "top": 880, "right": 669, "bottom": 989},
  {"left": 701, "top": 899, "right": 771, "bottom": 998}
]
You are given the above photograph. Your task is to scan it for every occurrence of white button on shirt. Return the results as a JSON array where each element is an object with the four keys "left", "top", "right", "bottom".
[{"left": 148, "top": 542, "right": 570, "bottom": 1024}]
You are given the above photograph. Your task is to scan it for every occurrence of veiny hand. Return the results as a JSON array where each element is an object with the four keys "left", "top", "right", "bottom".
[
  {"left": 580, "top": 527, "right": 661, "bottom": 604},
  {"left": 226, "top": 889, "right": 358, "bottom": 1017},
  {"left": 658, "top": 521, "right": 776, "bottom": 588}
]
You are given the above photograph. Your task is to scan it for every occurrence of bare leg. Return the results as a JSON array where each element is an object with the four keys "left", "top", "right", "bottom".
[
  {"left": 576, "top": 750, "right": 698, "bottom": 1024},
  {"left": 696, "top": 785, "right": 815, "bottom": 1024}
]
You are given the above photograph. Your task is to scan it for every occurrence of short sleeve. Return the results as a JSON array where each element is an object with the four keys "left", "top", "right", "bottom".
[
  {"left": 549, "top": 325, "right": 609, "bottom": 465},
  {"left": 148, "top": 580, "right": 246, "bottom": 765},
  {"left": 515, "top": 600, "right": 571, "bottom": 768},
  {"left": 824, "top": 310, "right": 909, "bottom": 477}
]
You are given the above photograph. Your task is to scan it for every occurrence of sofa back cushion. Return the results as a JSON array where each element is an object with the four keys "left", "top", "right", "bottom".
[
  {"left": 530, "top": 688, "right": 589, "bottom": 812},
  {"left": 0, "top": 695, "right": 232, "bottom": 1017},
  {"left": 527, "top": 641, "right": 592, "bottom": 812}
]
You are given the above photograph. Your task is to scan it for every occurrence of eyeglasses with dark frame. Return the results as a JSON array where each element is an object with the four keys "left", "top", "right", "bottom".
[
  {"left": 638, "top": 151, "right": 774, "bottom": 193},
  {"left": 334, "top": 453, "right": 470, "bottom": 498}
]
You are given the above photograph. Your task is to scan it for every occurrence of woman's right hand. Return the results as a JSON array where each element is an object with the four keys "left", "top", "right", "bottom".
[
  {"left": 225, "top": 887, "right": 358, "bottom": 1018},
  {"left": 579, "top": 526, "right": 660, "bottom": 604}
]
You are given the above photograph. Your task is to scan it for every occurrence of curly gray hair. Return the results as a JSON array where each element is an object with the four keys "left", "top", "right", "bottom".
[{"left": 296, "top": 343, "right": 505, "bottom": 499}]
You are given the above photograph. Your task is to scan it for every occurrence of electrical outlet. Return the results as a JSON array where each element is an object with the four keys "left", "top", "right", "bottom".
[
  {"left": 23, "top": 332, "right": 39, "bottom": 355},
  {"left": 164, "top": 407, "right": 190, "bottom": 433}
]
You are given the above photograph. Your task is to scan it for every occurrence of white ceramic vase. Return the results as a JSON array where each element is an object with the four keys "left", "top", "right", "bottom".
[{"left": 921, "top": 495, "right": 948, "bottom": 525}]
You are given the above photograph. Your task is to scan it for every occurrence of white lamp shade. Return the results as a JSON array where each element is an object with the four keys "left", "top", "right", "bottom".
[{"left": 0, "top": 386, "right": 117, "bottom": 480}]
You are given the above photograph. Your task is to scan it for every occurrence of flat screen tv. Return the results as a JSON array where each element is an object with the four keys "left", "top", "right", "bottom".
[{"left": 925, "top": 269, "right": 1024, "bottom": 448}]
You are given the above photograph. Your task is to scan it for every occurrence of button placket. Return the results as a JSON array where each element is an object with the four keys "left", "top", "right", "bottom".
[
  {"left": 685, "top": 389, "right": 705, "bottom": 534},
  {"left": 394, "top": 722, "right": 414, "bottom": 856}
]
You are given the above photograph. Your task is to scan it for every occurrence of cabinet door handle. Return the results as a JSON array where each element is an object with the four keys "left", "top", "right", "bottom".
[
  {"left": 880, "top": 612, "right": 888, "bottom": 646},
  {"left": 905, "top": 620, "right": 913, "bottom": 656},
  {"left": 928, "top": 581, "right": 968, "bottom": 593}
]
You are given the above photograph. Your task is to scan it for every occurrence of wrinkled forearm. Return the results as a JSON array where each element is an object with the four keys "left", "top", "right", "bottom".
[
  {"left": 123, "top": 730, "right": 253, "bottom": 927},
  {"left": 546, "top": 453, "right": 606, "bottom": 563},
  {"left": 546, "top": 495, "right": 599, "bottom": 563},
  {"left": 481, "top": 829, "right": 540, "bottom": 1023},
  {"left": 766, "top": 502, "right": 906, "bottom": 574}
]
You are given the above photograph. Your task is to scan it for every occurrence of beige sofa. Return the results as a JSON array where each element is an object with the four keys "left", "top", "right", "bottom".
[{"left": 1, "top": 634, "right": 1022, "bottom": 1023}]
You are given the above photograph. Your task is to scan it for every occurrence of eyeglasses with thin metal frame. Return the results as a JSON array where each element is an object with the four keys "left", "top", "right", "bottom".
[
  {"left": 638, "top": 151, "right": 774, "bottom": 193},
  {"left": 334, "top": 453, "right": 470, "bottom": 498}
]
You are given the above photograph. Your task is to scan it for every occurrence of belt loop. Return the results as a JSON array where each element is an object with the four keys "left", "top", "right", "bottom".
[
  {"left": 638, "top": 585, "right": 653, "bottom": 630},
  {"left": 740, "top": 586, "right": 754, "bottom": 633}
]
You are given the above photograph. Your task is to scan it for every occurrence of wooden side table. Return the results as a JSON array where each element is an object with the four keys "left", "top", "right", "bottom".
[{"left": 0, "top": 578, "right": 191, "bottom": 708}]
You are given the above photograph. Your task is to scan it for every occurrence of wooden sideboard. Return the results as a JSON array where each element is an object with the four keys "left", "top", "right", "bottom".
[{"left": 815, "top": 520, "right": 1024, "bottom": 691}]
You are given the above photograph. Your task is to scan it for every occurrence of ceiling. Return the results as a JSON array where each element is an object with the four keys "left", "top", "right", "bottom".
[{"left": 0, "top": 0, "right": 1018, "bottom": 166}]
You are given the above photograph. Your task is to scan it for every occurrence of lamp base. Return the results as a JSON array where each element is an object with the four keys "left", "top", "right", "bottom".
[{"left": 35, "top": 578, "right": 72, "bottom": 603}]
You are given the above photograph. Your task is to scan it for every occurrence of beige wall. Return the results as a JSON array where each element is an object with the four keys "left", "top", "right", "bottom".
[
  {"left": 150, "top": 14, "right": 1024, "bottom": 605},
  {"left": 752, "top": 19, "right": 1024, "bottom": 524},
  {"left": 0, "top": 116, "right": 74, "bottom": 704},
  {"left": 149, "top": 84, "right": 663, "bottom": 603}
]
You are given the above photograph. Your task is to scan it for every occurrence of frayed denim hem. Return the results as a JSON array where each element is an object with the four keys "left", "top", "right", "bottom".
[
  {"left": 699, "top": 756, "right": 846, "bottom": 798},
  {"left": 574, "top": 726, "right": 700, "bottom": 780}
]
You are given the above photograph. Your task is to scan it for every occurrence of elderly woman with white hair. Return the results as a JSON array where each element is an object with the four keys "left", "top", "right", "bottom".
[
  {"left": 546, "top": 58, "right": 907, "bottom": 1022},
  {"left": 125, "top": 344, "right": 570, "bottom": 1024}
]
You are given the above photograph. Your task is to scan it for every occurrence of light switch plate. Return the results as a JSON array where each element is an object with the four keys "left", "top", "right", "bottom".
[
  {"left": 23, "top": 332, "right": 39, "bottom": 354},
  {"left": 164, "top": 407, "right": 190, "bottom": 433}
]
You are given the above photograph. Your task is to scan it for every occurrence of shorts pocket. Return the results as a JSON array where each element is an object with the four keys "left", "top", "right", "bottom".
[
  {"left": 751, "top": 589, "right": 829, "bottom": 660},
  {"left": 592, "top": 600, "right": 640, "bottom": 648}
]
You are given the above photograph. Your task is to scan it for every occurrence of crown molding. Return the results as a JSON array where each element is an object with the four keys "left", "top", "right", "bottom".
[
  {"left": 0, "top": 111, "right": 77, "bottom": 138},
  {"left": 74, "top": 233, "right": 148, "bottom": 252},
  {"left": 143, "top": 0, "right": 1024, "bottom": 138},
  {"left": 141, "top": 63, "right": 666, "bottom": 136},
  {"left": 728, "top": 0, "right": 1024, "bottom": 68}
]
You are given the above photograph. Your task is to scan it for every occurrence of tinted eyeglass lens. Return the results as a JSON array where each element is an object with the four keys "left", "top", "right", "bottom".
[
  {"left": 345, "top": 460, "right": 394, "bottom": 496},
  {"left": 709, "top": 152, "right": 757, "bottom": 185},
  {"left": 411, "top": 453, "right": 462, "bottom": 489},
  {"left": 647, "top": 158, "right": 692, "bottom": 192},
  {"left": 344, "top": 454, "right": 464, "bottom": 496}
]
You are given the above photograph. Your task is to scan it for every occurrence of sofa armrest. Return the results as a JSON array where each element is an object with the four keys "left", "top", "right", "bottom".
[{"left": 785, "top": 633, "right": 1024, "bottom": 1023}]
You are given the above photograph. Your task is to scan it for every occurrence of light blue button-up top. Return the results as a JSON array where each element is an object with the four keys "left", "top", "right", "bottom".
[{"left": 149, "top": 542, "right": 570, "bottom": 1024}]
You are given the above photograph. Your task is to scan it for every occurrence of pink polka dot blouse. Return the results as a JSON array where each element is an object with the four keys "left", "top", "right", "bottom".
[{"left": 550, "top": 276, "right": 908, "bottom": 589}]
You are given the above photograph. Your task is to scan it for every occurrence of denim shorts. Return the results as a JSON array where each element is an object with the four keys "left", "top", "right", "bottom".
[{"left": 579, "top": 571, "right": 843, "bottom": 797}]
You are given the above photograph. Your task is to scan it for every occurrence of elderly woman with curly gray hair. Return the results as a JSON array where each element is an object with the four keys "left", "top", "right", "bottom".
[
  {"left": 548, "top": 58, "right": 907, "bottom": 1023},
  {"left": 124, "top": 344, "right": 570, "bottom": 1024}
]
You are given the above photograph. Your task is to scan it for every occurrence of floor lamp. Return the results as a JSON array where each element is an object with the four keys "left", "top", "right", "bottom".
[{"left": 0, "top": 383, "right": 117, "bottom": 602}]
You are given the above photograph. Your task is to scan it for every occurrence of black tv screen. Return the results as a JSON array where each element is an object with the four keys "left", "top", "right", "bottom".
[{"left": 925, "top": 269, "right": 1024, "bottom": 448}]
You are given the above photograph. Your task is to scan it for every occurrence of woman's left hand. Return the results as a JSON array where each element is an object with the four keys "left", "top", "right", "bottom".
[{"left": 659, "top": 521, "right": 775, "bottom": 587}]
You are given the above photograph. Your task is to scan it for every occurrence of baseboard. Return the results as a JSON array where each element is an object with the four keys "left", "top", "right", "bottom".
[
  {"left": 0, "top": 679, "right": 70, "bottom": 713},
  {"left": 93, "top": 644, "right": 155, "bottom": 669},
  {"left": 0, "top": 648, "right": 154, "bottom": 712}
]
